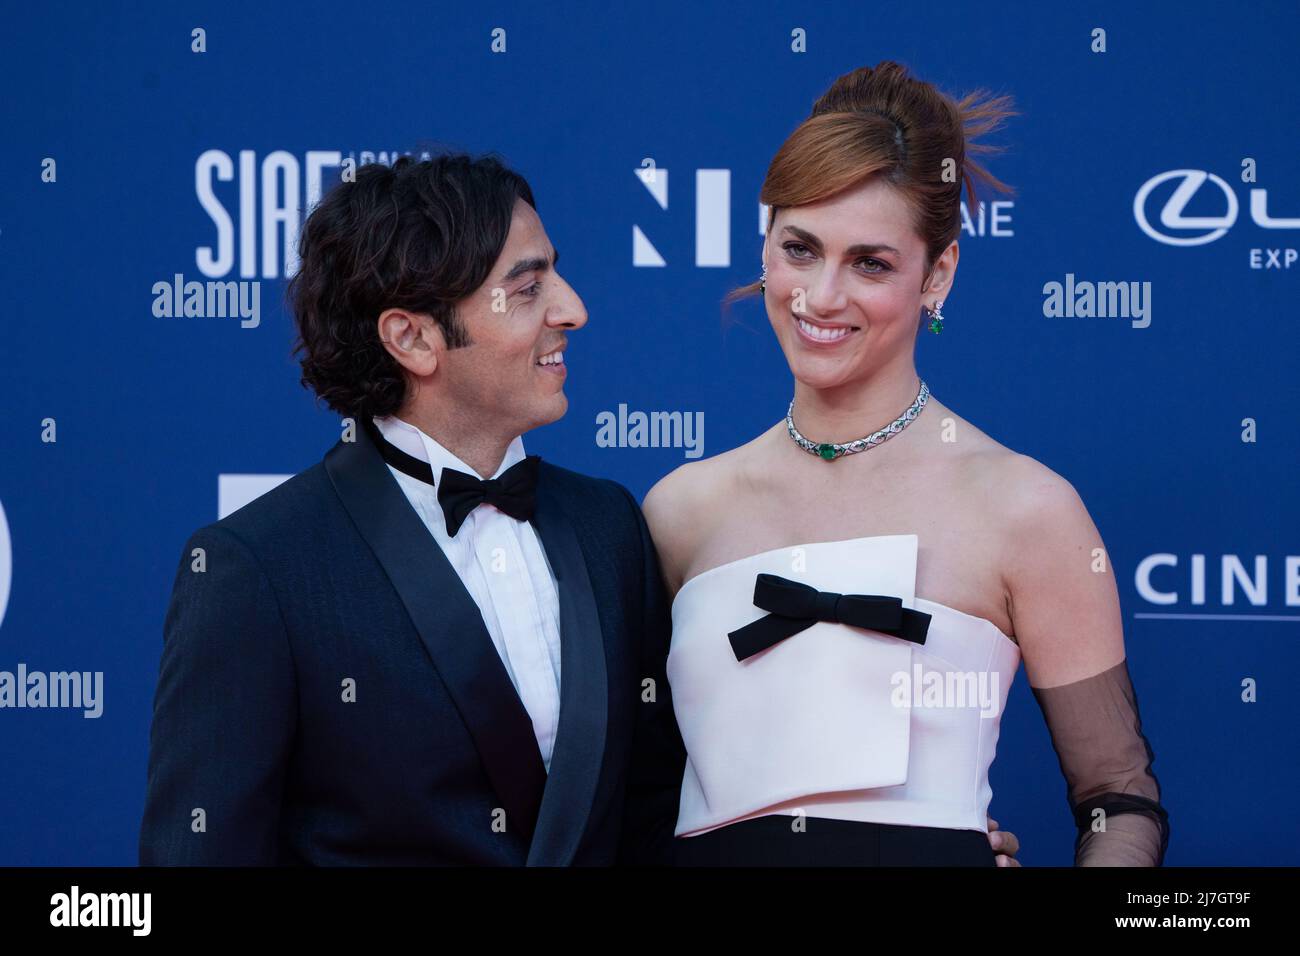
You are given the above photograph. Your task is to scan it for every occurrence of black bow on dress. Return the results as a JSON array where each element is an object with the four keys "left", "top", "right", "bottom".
[{"left": 727, "top": 573, "right": 931, "bottom": 661}]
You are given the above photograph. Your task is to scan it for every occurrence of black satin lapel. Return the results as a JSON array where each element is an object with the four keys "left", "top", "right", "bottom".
[
  {"left": 323, "top": 427, "right": 547, "bottom": 845},
  {"left": 525, "top": 466, "right": 609, "bottom": 866}
]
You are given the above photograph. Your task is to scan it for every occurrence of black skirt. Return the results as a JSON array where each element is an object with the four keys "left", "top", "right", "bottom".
[{"left": 673, "top": 814, "right": 997, "bottom": 867}]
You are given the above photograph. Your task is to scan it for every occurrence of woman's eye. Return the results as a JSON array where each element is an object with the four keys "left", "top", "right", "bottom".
[
  {"left": 782, "top": 242, "right": 813, "bottom": 259},
  {"left": 857, "top": 258, "right": 891, "bottom": 273}
]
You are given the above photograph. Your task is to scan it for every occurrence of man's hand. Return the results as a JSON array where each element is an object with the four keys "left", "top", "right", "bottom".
[{"left": 987, "top": 817, "right": 1021, "bottom": 867}]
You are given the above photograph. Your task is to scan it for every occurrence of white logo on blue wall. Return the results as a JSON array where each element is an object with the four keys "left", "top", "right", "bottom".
[
  {"left": 195, "top": 149, "right": 440, "bottom": 281},
  {"left": 0, "top": 499, "right": 11, "bottom": 630},
  {"left": 195, "top": 149, "right": 344, "bottom": 280},
  {"left": 634, "top": 166, "right": 732, "bottom": 268},
  {"left": 634, "top": 166, "right": 1014, "bottom": 267},
  {"left": 1134, "top": 552, "right": 1300, "bottom": 621},
  {"left": 218, "top": 474, "right": 293, "bottom": 520},
  {"left": 1134, "top": 169, "right": 1300, "bottom": 248},
  {"left": 1134, "top": 170, "right": 1238, "bottom": 246}
]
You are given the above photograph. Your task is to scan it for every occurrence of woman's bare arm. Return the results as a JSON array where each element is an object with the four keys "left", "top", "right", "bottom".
[{"left": 1000, "top": 455, "right": 1170, "bottom": 866}]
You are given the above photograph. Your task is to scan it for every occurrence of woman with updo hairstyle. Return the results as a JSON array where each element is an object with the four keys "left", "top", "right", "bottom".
[{"left": 644, "top": 61, "right": 1169, "bottom": 866}]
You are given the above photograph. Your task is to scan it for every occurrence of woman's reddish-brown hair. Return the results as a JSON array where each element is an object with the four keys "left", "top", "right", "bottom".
[{"left": 726, "top": 60, "right": 1018, "bottom": 304}]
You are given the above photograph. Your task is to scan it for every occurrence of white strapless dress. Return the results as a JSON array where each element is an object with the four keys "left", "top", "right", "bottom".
[{"left": 668, "top": 534, "right": 1021, "bottom": 838}]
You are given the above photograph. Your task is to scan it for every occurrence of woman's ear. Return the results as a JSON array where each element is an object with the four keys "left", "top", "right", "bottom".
[{"left": 921, "top": 240, "right": 959, "bottom": 303}]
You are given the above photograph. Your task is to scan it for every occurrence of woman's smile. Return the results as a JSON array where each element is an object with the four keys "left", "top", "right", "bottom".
[{"left": 791, "top": 311, "right": 860, "bottom": 348}]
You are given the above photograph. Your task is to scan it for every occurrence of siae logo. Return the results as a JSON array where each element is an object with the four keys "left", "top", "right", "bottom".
[
  {"left": 194, "top": 149, "right": 440, "bottom": 281},
  {"left": 195, "top": 149, "right": 345, "bottom": 281}
]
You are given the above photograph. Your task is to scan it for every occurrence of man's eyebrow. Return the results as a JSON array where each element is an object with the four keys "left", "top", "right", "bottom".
[
  {"left": 501, "top": 247, "right": 559, "bottom": 283},
  {"left": 781, "top": 225, "right": 900, "bottom": 258}
]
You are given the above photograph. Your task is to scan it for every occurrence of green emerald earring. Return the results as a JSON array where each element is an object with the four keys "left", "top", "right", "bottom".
[{"left": 925, "top": 299, "right": 945, "bottom": 334}]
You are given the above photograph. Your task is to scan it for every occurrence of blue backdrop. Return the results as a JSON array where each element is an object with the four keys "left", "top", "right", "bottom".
[{"left": 1, "top": 0, "right": 1297, "bottom": 865}]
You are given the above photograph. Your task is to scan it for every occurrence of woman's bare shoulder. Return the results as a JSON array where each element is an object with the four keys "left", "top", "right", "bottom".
[
  {"left": 645, "top": 426, "right": 775, "bottom": 511},
  {"left": 930, "top": 402, "right": 1077, "bottom": 512},
  {"left": 966, "top": 441, "right": 1099, "bottom": 596},
  {"left": 934, "top": 407, "right": 1089, "bottom": 562},
  {"left": 985, "top": 449, "right": 1125, "bottom": 682},
  {"left": 642, "top": 426, "right": 778, "bottom": 590},
  {"left": 980, "top": 447, "right": 1084, "bottom": 524}
]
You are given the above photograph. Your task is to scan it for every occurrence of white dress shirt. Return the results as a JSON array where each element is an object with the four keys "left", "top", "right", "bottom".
[{"left": 372, "top": 415, "right": 563, "bottom": 771}]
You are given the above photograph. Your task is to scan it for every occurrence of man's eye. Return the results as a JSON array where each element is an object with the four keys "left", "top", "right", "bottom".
[{"left": 520, "top": 281, "right": 543, "bottom": 297}]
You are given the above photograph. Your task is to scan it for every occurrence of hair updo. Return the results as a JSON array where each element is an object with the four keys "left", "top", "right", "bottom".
[{"left": 728, "top": 60, "right": 1018, "bottom": 302}]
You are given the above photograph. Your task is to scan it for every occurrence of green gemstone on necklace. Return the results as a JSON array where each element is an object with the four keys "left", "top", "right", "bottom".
[{"left": 786, "top": 379, "right": 929, "bottom": 463}]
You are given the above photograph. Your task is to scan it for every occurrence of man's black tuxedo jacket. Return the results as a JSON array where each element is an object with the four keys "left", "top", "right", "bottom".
[{"left": 138, "top": 423, "right": 685, "bottom": 865}]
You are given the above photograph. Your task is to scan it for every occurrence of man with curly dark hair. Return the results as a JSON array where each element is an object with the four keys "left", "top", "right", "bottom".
[{"left": 138, "top": 153, "right": 684, "bottom": 866}]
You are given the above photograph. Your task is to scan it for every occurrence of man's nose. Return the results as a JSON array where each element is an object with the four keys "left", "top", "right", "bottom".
[{"left": 547, "top": 275, "right": 588, "bottom": 329}]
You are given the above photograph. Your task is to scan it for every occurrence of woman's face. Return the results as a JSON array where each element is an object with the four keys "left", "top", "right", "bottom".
[{"left": 763, "top": 176, "right": 954, "bottom": 391}]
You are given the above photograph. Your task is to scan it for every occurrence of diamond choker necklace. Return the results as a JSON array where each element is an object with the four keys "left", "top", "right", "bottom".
[{"left": 786, "top": 379, "right": 930, "bottom": 462}]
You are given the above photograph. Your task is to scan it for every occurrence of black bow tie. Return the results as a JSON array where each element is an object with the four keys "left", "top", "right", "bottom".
[
  {"left": 363, "top": 418, "right": 540, "bottom": 537},
  {"left": 728, "top": 573, "right": 931, "bottom": 661},
  {"left": 436, "top": 458, "right": 540, "bottom": 536}
]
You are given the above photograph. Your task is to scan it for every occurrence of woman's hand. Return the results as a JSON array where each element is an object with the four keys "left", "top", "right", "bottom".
[{"left": 988, "top": 817, "right": 1021, "bottom": 867}]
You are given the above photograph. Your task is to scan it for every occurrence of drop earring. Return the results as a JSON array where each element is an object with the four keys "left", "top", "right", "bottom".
[
  {"left": 925, "top": 299, "right": 945, "bottom": 334},
  {"left": 760, "top": 261, "right": 767, "bottom": 294}
]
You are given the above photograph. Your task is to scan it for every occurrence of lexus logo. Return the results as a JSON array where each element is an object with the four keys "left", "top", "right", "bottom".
[
  {"left": 1134, "top": 169, "right": 1238, "bottom": 246},
  {"left": 1134, "top": 168, "right": 1300, "bottom": 247}
]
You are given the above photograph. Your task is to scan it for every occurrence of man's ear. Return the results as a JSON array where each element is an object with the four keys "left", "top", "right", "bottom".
[{"left": 377, "top": 308, "right": 440, "bottom": 377}]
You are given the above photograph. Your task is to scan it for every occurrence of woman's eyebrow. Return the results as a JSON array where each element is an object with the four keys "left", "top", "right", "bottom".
[
  {"left": 781, "top": 224, "right": 900, "bottom": 257},
  {"left": 781, "top": 225, "right": 821, "bottom": 248}
]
